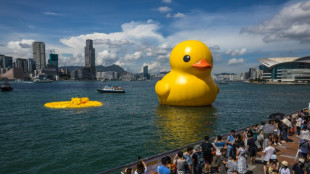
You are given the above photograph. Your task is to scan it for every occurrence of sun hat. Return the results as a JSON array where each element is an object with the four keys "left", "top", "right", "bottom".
[
  {"left": 270, "top": 155, "right": 277, "bottom": 160},
  {"left": 299, "top": 158, "right": 305, "bottom": 163},
  {"left": 281, "top": 161, "right": 288, "bottom": 166}
]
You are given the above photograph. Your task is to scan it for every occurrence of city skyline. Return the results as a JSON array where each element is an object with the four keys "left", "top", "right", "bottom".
[{"left": 0, "top": 0, "right": 310, "bottom": 74}]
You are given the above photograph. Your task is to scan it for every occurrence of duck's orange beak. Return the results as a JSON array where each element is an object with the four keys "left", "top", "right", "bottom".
[{"left": 192, "top": 59, "right": 212, "bottom": 70}]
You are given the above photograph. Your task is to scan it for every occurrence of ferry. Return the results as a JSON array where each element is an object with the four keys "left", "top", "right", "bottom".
[
  {"left": 97, "top": 85, "right": 125, "bottom": 93},
  {"left": 1, "top": 81, "right": 13, "bottom": 91},
  {"left": 33, "top": 74, "right": 52, "bottom": 83}
]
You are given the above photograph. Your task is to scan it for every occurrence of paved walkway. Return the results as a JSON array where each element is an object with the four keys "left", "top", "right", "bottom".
[{"left": 248, "top": 133, "right": 299, "bottom": 174}]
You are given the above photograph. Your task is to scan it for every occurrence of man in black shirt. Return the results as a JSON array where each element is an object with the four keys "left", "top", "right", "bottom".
[{"left": 201, "top": 136, "right": 214, "bottom": 173}]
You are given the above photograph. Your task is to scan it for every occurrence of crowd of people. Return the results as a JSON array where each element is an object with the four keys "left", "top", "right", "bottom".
[{"left": 122, "top": 109, "right": 310, "bottom": 174}]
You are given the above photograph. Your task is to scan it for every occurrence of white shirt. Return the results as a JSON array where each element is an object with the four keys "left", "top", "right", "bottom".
[
  {"left": 297, "top": 118, "right": 303, "bottom": 124},
  {"left": 262, "top": 146, "right": 275, "bottom": 162},
  {"left": 279, "top": 167, "right": 290, "bottom": 174}
]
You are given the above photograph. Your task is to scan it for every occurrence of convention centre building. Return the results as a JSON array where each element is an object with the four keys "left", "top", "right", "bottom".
[{"left": 258, "top": 56, "right": 310, "bottom": 82}]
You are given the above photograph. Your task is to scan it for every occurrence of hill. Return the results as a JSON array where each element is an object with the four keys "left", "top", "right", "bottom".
[
  {"left": 60, "top": 64, "right": 127, "bottom": 74},
  {"left": 96, "top": 64, "right": 126, "bottom": 74}
]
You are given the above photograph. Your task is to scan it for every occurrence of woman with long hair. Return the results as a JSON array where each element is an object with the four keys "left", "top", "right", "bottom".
[{"left": 237, "top": 141, "right": 247, "bottom": 174}]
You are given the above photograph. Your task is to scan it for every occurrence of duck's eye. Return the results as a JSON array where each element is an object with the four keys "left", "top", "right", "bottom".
[{"left": 183, "top": 55, "right": 190, "bottom": 62}]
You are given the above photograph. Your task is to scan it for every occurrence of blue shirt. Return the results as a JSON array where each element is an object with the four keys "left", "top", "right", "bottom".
[
  {"left": 215, "top": 141, "right": 225, "bottom": 148},
  {"left": 184, "top": 153, "right": 192, "bottom": 165},
  {"left": 157, "top": 166, "right": 171, "bottom": 174},
  {"left": 299, "top": 139, "right": 309, "bottom": 153},
  {"left": 227, "top": 135, "right": 235, "bottom": 148}
]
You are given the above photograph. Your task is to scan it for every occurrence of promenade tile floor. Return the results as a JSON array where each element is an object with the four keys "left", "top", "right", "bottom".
[
  {"left": 249, "top": 134, "right": 299, "bottom": 174},
  {"left": 209, "top": 133, "right": 300, "bottom": 174}
]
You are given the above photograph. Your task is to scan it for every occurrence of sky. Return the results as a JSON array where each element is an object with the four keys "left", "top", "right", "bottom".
[{"left": 0, "top": 0, "right": 310, "bottom": 74}]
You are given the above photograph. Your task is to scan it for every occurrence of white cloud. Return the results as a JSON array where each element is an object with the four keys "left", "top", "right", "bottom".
[
  {"left": 226, "top": 48, "right": 247, "bottom": 56},
  {"left": 157, "top": 6, "right": 172, "bottom": 13},
  {"left": 97, "top": 50, "right": 117, "bottom": 65},
  {"left": 8, "top": 39, "right": 34, "bottom": 50},
  {"left": 142, "top": 61, "right": 170, "bottom": 73},
  {"left": 227, "top": 58, "right": 245, "bottom": 65},
  {"left": 1, "top": 20, "right": 169, "bottom": 72},
  {"left": 144, "top": 43, "right": 171, "bottom": 58},
  {"left": 209, "top": 45, "right": 221, "bottom": 61},
  {"left": 241, "top": 1, "right": 310, "bottom": 43},
  {"left": 43, "top": 11, "right": 62, "bottom": 16},
  {"left": 6, "top": 39, "right": 35, "bottom": 58},
  {"left": 3, "top": 1, "right": 310, "bottom": 74},
  {"left": 121, "top": 21, "right": 163, "bottom": 40},
  {"left": 162, "top": 0, "right": 172, "bottom": 3},
  {"left": 166, "top": 12, "right": 186, "bottom": 18},
  {"left": 94, "top": 39, "right": 130, "bottom": 47},
  {"left": 157, "top": 54, "right": 170, "bottom": 60},
  {"left": 123, "top": 51, "right": 143, "bottom": 60},
  {"left": 173, "top": 12, "right": 186, "bottom": 18},
  {"left": 55, "top": 20, "right": 169, "bottom": 71}
]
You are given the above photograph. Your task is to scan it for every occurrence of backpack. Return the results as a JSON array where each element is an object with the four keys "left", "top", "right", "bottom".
[
  {"left": 195, "top": 151, "right": 205, "bottom": 168},
  {"left": 202, "top": 143, "right": 212, "bottom": 157}
]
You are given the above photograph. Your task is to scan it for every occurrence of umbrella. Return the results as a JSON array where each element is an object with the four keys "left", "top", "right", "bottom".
[
  {"left": 262, "top": 124, "right": 276, "bottom": 134},
  {"left": 282, "top": 118, "right": 292, "bottom": 128},
  {"left": 269, "top": 113, "right": 285, "bottom": 120}
]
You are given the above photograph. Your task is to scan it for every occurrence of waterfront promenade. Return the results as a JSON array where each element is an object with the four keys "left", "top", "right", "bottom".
[
  {"left": 101, "top": 136, "right": 303, "bottom": 174},
  {"left": 99, "top": 108, "right": 309, "bottom": 174}
]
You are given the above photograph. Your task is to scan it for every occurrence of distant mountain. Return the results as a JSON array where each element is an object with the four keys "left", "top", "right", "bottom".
[
  {"left": 96, "top": 64, "right": 126, "bottom": 74},
  {"left": 214, "top": 72, "right": 237, "bottom": 75},
  {"left": 60, "top": 64, "right": 127, "bottom": 74}
]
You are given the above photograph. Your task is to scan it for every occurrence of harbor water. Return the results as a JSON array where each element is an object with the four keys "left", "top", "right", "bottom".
[{"left": 0, "top": 81, "right": 309, "bottom": 174}]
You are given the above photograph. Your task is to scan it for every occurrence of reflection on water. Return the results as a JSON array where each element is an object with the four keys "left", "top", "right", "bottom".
[{"left": 155, "top": 105, "right": 218, "bottom": 150}]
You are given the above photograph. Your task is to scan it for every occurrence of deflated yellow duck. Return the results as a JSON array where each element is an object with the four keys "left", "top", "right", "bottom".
[
  {"left": 44, "top": 97, "right": 103, "bottom": 108},
  {"left": 155, "top": 40, "right": 219, "bottom": 106}
]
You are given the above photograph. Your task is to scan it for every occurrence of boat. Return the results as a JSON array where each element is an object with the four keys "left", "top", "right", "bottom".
[
  {"left": 1, "top": 81, "right": 13, "bottom": 91},
  {"left": 97, "top": 85, "right": 125, "bottom": 93},
  {"left": 219, "top": 81, "right": 227, "bottom": 84},
  {"left": 218, "top": 80, "right": 228, "bottom": 84},
  {"left": 33, "top": 74, "right": 52, "bottom": 83}
]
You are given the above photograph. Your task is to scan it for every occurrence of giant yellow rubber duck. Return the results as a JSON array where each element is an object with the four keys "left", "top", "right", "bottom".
[{"left": 155, "top": 40, "right": 219, "bottom": 106}]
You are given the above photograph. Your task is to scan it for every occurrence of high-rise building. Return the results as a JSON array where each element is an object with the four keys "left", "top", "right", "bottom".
[
  {"left": 4, "top": 56, "right": 13, "bottom": 69},
  {"left": 143, "top": 66, "right": 148, "bottom": 75},
  {"left": 84, "top": 39, "right": 96, "bottom": 79},
  {"left": 32, "top": 42, "right": 46, "bottom": 70},
  {"left": 28, "top": 58, "right": 36, "bottom": 72},
  {"left": 0, "top": 55, "right": 13, "bottom": 74},
  {"left": 0, "top": 54, "right": 4, "bottom": 68},
  {"left": 15, "top": 58, "right": 28, "bottom": 72},
  {"left": 248, "top": 67, "right": 257, "bottom": 80},
  {"left": 143, "top": 65, "right": 150, "bottom": 79},
  {"left": 49, "top": 53, "right": 58, "bottom": 71}
]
